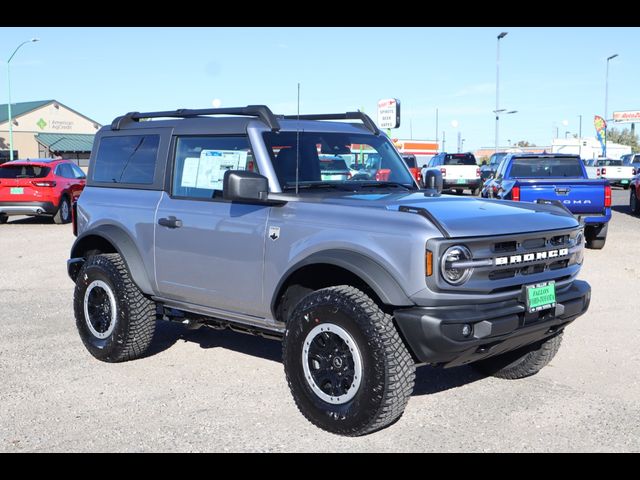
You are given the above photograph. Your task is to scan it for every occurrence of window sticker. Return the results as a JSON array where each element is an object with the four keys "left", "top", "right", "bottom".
[
  {"left": 181, "top": 157, "right": 201, "bottom": 188},
  {"left": 180, "top": 150, "right": 248, "bottom": 190}
]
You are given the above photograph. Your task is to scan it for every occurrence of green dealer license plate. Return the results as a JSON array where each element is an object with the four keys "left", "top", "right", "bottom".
[
  {"left": 456, "top": 178, "right": 466, "bottom": 184},
  {"left": 525, "top": 281, "right": 556, "bottom": 313},
  {"left": 10, "top": 187, "right": 23, "bottom": 194},
  {"left": 621, "top": 180, "right": 629, "bottom": 184}
]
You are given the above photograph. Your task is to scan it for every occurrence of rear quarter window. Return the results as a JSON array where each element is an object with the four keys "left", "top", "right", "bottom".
[{"left": 92, "top": 135, "right": 159, "bottom": 185}]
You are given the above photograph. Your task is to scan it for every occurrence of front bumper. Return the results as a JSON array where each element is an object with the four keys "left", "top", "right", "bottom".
[{"left": 394, "top": 280, "right": 590, "bottom": 367}]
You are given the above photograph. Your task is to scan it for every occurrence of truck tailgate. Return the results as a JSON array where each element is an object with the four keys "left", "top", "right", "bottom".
[{"left": 517, "top": 179, "right": 607, "bottom": 214}]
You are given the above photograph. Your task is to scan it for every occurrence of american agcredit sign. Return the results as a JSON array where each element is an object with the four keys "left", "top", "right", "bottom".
[{"left": 613, "top": 110, "right": 640, "bottom": 123}]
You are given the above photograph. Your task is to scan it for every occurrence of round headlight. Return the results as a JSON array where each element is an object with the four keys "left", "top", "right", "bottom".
[{"left": 441, "top": 245, "right": 473, "bottom": 285}]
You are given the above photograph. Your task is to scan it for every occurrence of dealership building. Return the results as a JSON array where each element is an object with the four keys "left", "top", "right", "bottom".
[{"left": 0, "top": 100, "right": 101, "bottom": 165}]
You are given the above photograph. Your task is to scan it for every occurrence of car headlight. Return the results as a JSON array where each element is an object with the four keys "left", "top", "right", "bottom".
[{"left": 441, "top": 245, "right": 473, "bottom": 285}]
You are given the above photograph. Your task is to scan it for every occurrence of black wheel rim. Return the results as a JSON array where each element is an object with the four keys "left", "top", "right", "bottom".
[{"left": 83, "top": 280, "right": 117, "bottom": 339}]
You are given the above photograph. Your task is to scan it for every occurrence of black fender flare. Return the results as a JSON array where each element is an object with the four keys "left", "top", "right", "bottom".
[
  {"left": 271, "top": 249, "right": 414, "bottom": 316},
  {"left": 69, "top": 225, "right": 155, "bottom": 295}
]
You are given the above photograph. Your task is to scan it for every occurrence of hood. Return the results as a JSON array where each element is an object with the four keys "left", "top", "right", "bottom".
[{"left": 320, "top": 191, "right": 578, "bottom": 238}]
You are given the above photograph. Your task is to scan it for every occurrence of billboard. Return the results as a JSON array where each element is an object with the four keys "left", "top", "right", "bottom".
[{"left": 613, "top": 110, "right": 640, "bottom": 123}]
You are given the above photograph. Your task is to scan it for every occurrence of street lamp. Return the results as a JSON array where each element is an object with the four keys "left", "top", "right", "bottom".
[
  {"left": 604, "top": 53, "right": 618, "bottom": 157},
  {"left": 495, "top": 31, "right": 508, "bottom": 153},
  {"left": 6, "top": 38, "right": 39, "bottom": 162}
]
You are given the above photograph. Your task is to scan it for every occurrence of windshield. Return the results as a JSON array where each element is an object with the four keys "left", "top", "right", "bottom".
[
  {"left": 509, "top": 157, "right": 584, "bottom": 178},
  {"left": 0, "top": 165, "right": 51, "bottom": 178},
  {"left": 489, "top": 152, "right": 507, "bottom": 166},
  {"left": 262, "top": 131, "right": 416, "bottom": 190}
]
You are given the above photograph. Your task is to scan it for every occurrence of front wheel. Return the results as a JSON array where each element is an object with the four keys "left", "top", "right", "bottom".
[
  {"left": 472, "top": 333, "right": 563, "bottom": 379},
  {"left": 283, "top": 286, "right": 416, "bottom": 436},
  {"left": 74, "top": 253, "right": 156, "bottom": 362}
]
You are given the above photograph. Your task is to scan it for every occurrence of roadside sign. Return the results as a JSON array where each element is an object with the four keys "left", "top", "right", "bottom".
[
  {"left": 613, "top": 110, "right": 640, "bottom": 123},
  {"left": 377, "top": 98, "right": 401, "bottom": 129}
]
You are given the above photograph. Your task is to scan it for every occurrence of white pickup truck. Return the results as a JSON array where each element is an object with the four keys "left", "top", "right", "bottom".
[
  {"left": 585, "top": 159, "right": 634, "bottom": 188},
  {"left": 421, "top": 152, "right": 481, "bottom": 194}
]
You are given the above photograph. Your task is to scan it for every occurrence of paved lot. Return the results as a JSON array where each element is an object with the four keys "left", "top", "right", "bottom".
[{"left": 0, "top": 189, "right": 638, "bottom": 452}]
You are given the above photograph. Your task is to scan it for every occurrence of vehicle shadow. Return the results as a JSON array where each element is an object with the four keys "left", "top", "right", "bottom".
[
  {"left": 148, "top": 321, "right": 487, "bottom": 395},
  {"left": 5, "top": 216, "right": 54, "bottom": 225},
  {"left": 612, "top": 203, "right": 637, "bottom": 219},
  {"left": 147, "top": 320, "right": 282, "bottom": 363}
]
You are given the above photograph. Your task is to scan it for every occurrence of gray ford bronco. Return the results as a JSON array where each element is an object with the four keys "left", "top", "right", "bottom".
[{"left": 67, "top": 106, "right": 591, "bottom": 436}]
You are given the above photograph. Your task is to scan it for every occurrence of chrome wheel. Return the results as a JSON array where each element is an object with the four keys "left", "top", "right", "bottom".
[
  {"left": 302, "top": 323, "right": 362, "bottom": 405},
  {"left": 83, "top": 280, "right": 117, "bottom": 339}
]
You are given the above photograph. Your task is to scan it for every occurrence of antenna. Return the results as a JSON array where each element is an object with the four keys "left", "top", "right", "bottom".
[{"left": 295, "top": 82, "right": 300, "bottom": 195}]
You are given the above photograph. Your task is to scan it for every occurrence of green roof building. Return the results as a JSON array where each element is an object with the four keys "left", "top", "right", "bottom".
[{"left": 0, "top": 100, "right": 101, "bottom": 165}]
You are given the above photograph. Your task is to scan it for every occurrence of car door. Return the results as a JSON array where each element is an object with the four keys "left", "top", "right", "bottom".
[{"left": 154, "top": 135, "right": 270, "bottom": 317}]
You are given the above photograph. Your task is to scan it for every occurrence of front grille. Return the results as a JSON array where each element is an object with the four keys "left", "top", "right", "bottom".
[{"left": 427, "top": 226, "right": 583, "bottom": 294}]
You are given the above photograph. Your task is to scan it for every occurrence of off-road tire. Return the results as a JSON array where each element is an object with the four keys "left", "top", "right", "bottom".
[
  {"left": 74, "top": 253, "right": 156, "bottom": 362},
  {"left": 283, "top": 285, "right": 416, "bottom": 436},
  {"left": 53, "top": 196, "right": 71, "bottom": 224},
  {"left": 472, "top": 332, "right": 563, "bottom": 379},
  {"left": 630, "top": 188, "right": 639, "bottom": 215}
]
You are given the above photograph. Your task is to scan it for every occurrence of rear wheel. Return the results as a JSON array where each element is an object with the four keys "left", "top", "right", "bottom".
[
  {"left": 53, "top": 196, "right": 71, "bottom": 224},
  {"left": 0, "top": 214, "right": 7, "bottom": 224},
  {"left": 454, "top": 189, "right": 463, "bottom": 195},
  {"left": 623, "top": 184, "right": 630, "bottom": 190},
  {"left": 585, "top": 223, "right": 608, "bottom": 250},
  {"left": 472, "top": 333, "right": 563, "bottom": 379},
  {"left": 283, "top": 285, "right": 415, "bottom": 436},
  {"left": 74, "top": 253, "right": 156, "bottom": 362}
]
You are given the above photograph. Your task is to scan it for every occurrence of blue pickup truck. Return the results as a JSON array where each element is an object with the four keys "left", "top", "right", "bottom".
[{"left": 481, "top": 153, "right": 611, "bottom": 249}]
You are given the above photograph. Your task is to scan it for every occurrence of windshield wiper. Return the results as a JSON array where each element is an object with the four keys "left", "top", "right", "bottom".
[
  {"left": 357, "top": 181, "right": 413, "bottom": 191},
  {"left": 282, "top": 182, "right": 345, "bottom": 190}
]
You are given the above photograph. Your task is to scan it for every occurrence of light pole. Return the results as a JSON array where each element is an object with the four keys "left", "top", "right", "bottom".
[
  {"left": 604, "top": 53, "right": 618, "bottom": 157},
  {"left": 578, "top": 114, "right": 582, "bottom": 158},
  {"left": 6, "top": 38, "right": 39, "bottom": 161},
  {"left": 495, "top": 31, "right": 508, "bottom": 153},
  {"left": 493, "top": 109, "right": 517, "bottom": 149}
]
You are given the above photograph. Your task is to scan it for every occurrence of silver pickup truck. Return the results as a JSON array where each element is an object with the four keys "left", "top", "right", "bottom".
[{"left": 67, "top": 106, "right": 591, "bottom": 436}]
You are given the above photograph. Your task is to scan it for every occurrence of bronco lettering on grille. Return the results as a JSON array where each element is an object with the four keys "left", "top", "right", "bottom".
[{"left": 495, "top": 248, "right": 569, "bottom": 266}]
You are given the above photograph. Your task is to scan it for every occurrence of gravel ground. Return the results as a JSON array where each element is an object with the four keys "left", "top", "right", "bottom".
[{"left": 0, "top": 189, "right": 638, "bottom": 452}]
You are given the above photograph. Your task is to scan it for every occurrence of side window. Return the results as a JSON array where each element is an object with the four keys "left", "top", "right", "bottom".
[
  {"left": 93, "top": 135, "right": 159, "bottom": 184},
  {"left": 70, "top": 163, "right": 86, "bottom": 179},
  {"left": 172, "top": 136, "right": 255, "bottom": 200},
  {"left": 57, "top": 164, "right": 74, "bottom": 178}
]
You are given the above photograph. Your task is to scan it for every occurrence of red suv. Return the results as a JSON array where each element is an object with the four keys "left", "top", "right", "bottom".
[{"left": 0, "top": 159, "right": 86, "bottom": 224}]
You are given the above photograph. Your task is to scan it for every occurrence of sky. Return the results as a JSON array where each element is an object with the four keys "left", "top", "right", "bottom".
[{"left": 1, "top": 26, "right": 639, "bottom": 152}]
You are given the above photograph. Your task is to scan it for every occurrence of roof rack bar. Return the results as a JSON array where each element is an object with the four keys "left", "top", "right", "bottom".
[
  {"left": 282, "top": 112, "right": 380, "bottom": 135},
  {"left": 110, "top": 105, "right": 281, "bottom": 131}
]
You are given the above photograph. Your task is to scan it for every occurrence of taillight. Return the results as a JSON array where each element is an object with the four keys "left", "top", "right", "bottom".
[
  {"left": 440, "top": 167, "right": 447, "bottom": 177},
  {"left": 633, "top": 168, "right": 637, "bottom": 176},
  {"left": 347, "top": 172, "right": 352, "bottom": 179},
  {"left": 31, "top": 180, "right": 56, "bottom": 187},
  {"left": 375, "top": 169, "right": 391, "bottom": 181},
  {"left": 476, "top": 167, "right": 480, "bottom": 177},
  {"left": 601, "top": 167, "right": 606, "bottom": 176},
  {"left": 511, "top": 186, "right": 520, "bottom": 201},
  {"left": 604, "top": 184, "right": 612, "bottom": 208}
]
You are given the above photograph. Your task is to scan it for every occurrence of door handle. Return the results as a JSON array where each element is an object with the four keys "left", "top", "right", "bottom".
[{"left": 158, "top": 216, "right": 183, "bottom": 229}]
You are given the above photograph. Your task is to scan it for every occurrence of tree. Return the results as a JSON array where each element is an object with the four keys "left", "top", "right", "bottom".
[
  {"left": 607, "top": 127, "right": 640, "bottom": 153},
  {"left": 515, "top": 140, "right": 536, "bottom": 147}
]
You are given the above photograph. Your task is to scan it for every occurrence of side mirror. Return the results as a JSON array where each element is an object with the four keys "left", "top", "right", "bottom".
[
  {"left": 422, "top": 169, "right": 443, "bottom": 194},
  {"left": 223, "top": 170, "right": 270, "bottom": 203}
]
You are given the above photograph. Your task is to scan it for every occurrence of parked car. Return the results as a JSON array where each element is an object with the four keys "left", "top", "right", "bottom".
[
  {"left": 590, "top": 159, "right": 634, "bottom": 188},
  {"left": 621, "top": 153, "right": 640, "bottom": 175},
  {"left": 401, "top": 154, "right": 421, "bottom": 184},
  {"left": 480, "top": 151, "right": 507, "bottom": 182},
  {"left": 481, "top": 153, "right": 611, "bottom": 249},
  {"left": 422, "top": 152, "right": 481, "bottom": 195},
  {"left": 67, "top": 105, "right": 589, "bottom": 436},
  {"left": 319, "top": 156, "right": 351, "bottom": 181},
  {"left": 584, "top": 159, "right": 601, "bottom": 179},
  {"left": 629, "top": 170, "right": 640, "bottom": 215},
  {"left": 0, "top": 158, "right": 86, "bottom": 224}
]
